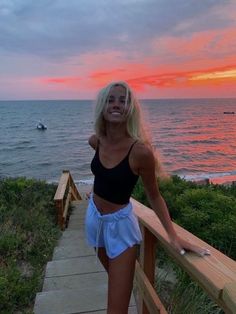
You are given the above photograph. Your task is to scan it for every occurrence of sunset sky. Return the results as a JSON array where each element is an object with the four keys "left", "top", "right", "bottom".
[{"left": 0, "top": 0, "right": 236, "bottom": 100}]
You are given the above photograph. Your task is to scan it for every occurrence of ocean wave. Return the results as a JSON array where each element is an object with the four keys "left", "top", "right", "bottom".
[
  {"left": 76, "top": 178, "right": 94, "bottom": 186},
  {"left": 7, "top": 125, "right": 21, "bottom": 129},
  {"left": 189, "top": 139, "right": 220, "bottom": 145},
  {"left": 1, "top": 144, "right": 37, "bottom": 151},
  {"left": 174, "top": 167, "right": 201, "bottom": 174},
  {"left": 18, "top": 140, "right": 32, "bottom": 144},
  {"left": 204, "top": 150, "right": 226, "bottom": 156},
  {"left": 37, "top": 161, "right": 52, "bottom": 166},
  {"left": 180, "top": 170, "right": 236, "bottom": 181}
]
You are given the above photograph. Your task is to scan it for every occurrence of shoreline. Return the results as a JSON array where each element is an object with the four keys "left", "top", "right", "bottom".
[
  {"left": 1, "top": 172, "right": 236, "bottom": 188},
  {"left": 194, "top": 176, "right": 236, "bottom": 186}
]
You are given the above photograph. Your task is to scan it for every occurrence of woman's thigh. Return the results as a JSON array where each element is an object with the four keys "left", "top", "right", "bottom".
[
  {"left": 97, "top": 247, "right": 109, "bottom": 272},
  {"left": 107, "top": 245, "right": 137, "bottom": 314}
]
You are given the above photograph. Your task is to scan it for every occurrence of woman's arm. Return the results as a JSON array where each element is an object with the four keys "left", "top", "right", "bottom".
[
  {"left": 135, "top": 143, "right": 210, "bottom": 256},
  {"left": 88, "top": 134, "right": 98, "bottom": 150}
]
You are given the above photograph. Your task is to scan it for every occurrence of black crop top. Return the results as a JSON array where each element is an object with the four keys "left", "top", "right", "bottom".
[{"left": 91, "top": 141, "right": 139, "bottom": 205}]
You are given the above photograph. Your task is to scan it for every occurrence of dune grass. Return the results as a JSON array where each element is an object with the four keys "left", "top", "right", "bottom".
[{"left": 0, "top": 177, "right": 61, "bottom": 314}]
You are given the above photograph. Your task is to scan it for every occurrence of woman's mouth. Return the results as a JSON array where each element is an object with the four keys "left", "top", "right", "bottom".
[{"left": 110, "top": 111, "right": 122, "bottom": 115}]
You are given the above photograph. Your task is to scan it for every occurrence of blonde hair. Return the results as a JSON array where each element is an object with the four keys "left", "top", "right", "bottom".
[{"left": 94, "top": 81, "right": 167, "bottom": 178}]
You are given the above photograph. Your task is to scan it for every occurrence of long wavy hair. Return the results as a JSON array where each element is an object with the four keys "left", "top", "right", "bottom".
[{"left": 94, "top": 81, "right": 166, "bottom": 177}]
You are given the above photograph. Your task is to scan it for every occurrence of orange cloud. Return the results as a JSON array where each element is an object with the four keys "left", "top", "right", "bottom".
[
  {"left": 40, "top": 64, "right": 236, "bottom": 93},
  {"left": 189, "top": 69, "right": 236, "bottom": 82},
  {"left": 122, "top": 65, "right": 236, "bottom": 90},
  {"left": 41, "top": 76, "right": 81, "bottom": 87},
  {"left": 90, "top": 69, "right": 126, "bottom": 80}
]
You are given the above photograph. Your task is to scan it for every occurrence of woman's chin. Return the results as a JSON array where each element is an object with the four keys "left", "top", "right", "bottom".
[{"left": 105, "top": 116, "right": 126, "bottom": 124}]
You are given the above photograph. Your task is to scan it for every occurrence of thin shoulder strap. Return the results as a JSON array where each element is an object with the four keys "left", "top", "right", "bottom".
[{"left": 127, "top": 140, "right": 138, "bottom": 156}]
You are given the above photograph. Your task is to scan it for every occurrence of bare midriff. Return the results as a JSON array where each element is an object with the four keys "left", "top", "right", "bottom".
[{"left": 93, "top": 193, "right": 129, "bottom": 214}]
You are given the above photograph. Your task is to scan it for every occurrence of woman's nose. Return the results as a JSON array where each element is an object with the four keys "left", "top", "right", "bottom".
[{"left": 113, "top": 98, "right": 121, "bottom": 107}]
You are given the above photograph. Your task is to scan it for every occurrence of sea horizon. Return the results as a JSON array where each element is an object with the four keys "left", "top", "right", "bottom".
[{"left": 1, "top": 97, "right": 236, "bottom": 102}]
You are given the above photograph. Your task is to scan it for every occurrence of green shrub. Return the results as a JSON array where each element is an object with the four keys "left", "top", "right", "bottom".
[
  {"left": 133, "top": 175, "right": 236, "bottom": 259},
  {"left": 0, "top": 177, "right": 61, "bottom": 313}
]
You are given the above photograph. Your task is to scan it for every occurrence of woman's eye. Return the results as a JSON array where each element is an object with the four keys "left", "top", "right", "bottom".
[
  {"left": 108, "top": 98, "right": 114, "bottom": 103},
  {"left": 107, "top": 97, "right": 126, "bottom": 104}
]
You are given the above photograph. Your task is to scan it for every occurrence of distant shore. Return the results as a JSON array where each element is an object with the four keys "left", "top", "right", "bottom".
[{"left": 194, "top": 176, "right": 236, "bottom": 186}]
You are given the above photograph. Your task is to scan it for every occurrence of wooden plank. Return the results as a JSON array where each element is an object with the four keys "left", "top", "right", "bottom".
[
  {"left": 63, "top": 188, "right": 71, "bottom": 220},
  {"left": 222, "top": 282, "right": 236, "bottom": 314},
  {"left": 132, "top": 198, "right": 236, "bottom": 275},
  {"left": 132, "top": 198, "right": 236, "bottom": 271},
  {"left": 135, "top": 261, "right": 167, "bottom": 314},
  {"left": 139, "top": 226, "right": 156, "bottom": 314},
  {"left": 55, "top": 199, "right": 64, "bottom": 228},
  {"left": 68, "top": 172, "right": 82, "bottom": 201},
  {"left": 54, "top": 172, "right": 70, "bottom": 201},
  {"left": 71, "top": 185, "right": 82, "bottom": 201},
  {"left": 131, "top": 198, "right": 236, "bottom": 309}
]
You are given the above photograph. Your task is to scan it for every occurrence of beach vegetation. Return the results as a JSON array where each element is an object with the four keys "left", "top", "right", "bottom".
[{"left": 0, "top": 177, "right": 61, "bottom": 314}]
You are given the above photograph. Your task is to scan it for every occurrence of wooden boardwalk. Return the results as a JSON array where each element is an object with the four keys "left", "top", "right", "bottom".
[{"left": 34, "top": 196, "right": 138, "bottom": 313}]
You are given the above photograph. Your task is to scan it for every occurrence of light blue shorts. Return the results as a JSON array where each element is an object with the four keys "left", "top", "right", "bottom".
[{"left": 85, "top": 196, "right": 142, "bottom": 259}]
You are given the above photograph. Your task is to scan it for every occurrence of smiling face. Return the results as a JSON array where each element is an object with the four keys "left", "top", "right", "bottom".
[{"left": 103, "top": 85, "right": 130, "bottom": 124}]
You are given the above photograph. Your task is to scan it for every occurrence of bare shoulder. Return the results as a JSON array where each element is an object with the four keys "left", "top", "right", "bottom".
[
  {"left": 88, "top": 134, "right": 99, "bottom": 150},
  {"left": 131, "top": 141, "right": 156, "bottom": 174},
  {"left": 133, "top": 141, "right": 155, "bottom": 163}
]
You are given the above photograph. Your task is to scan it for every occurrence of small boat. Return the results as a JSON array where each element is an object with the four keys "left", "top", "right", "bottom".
[
  {"left": 223, "top": 111, "right": 235, "bottom": 114},
  {"left": 37, "top": 121, "right": 47, "bottom": 130}
]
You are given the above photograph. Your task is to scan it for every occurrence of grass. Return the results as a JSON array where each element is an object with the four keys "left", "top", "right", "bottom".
[
  {"left": 0, "top": 177, "right": 61, "bottom": 314},
  {"left": 154, "top": 247, "right": 224, "bottom": 314}
]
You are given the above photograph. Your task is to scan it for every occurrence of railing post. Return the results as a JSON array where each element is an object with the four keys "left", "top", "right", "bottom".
[
  {"left": 55, "top": 199, "right": 64, "bottom": 230},
  {"left": 139, "top": 225, "right": 157, "bottom": 314},
  {"left": 222, "top": 282, "right": 236, "bottom": 314},
  {"left": 54, "top": 170, "right": 82, "bottom": 230}
]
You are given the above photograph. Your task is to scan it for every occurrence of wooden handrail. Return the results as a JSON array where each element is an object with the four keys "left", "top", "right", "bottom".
[
  {"left": 131, "top": 198, "right": 236, "bottom": 314},
  {"left": 54, "top": 170, "right": 82, "bottom": 230}
]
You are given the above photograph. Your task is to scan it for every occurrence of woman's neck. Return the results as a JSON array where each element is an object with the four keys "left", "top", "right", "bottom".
[{"left": 105, "top": 123, "right": 128, "bottom": 143}]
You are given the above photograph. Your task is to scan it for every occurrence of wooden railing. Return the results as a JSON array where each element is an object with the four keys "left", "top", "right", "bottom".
[
  {"left": 132, "top": 198, "right": 236, "bottom": 314},
  {"left": 54, "top": 170, "right": 82, "bottom": 230}
]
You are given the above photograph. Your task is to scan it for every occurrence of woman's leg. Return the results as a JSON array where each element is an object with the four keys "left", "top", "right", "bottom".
[
  {"left": 97, "top": 247, "right": 109, "bottom": 272},
  {"left": 107, "top": 245, "right": 137, "bottom": 314}
]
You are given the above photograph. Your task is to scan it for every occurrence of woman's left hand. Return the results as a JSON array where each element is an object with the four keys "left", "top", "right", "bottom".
[{"left": 170, "top": 235, "right": 211, "bottom": 257}]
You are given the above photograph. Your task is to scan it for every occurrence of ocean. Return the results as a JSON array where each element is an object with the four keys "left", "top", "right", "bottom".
[{"left": 0, "top": 98, "right": 236, "bottom": 186}]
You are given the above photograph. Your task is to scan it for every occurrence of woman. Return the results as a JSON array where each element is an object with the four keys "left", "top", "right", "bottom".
[{"left": 85, "top": 81, "right": 210, "bottom": 314}]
